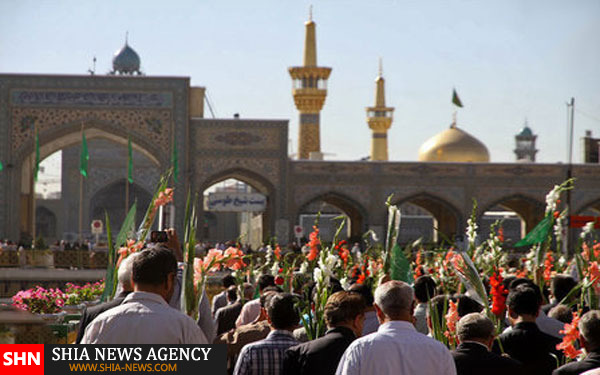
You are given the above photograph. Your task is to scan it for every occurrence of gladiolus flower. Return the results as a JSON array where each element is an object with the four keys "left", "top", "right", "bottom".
[
  {"left": 307, "top": 226, "right": 320, "bottom": 261},
  {"left": 275, "top": 276, "right": 284, "bottom": 285},
  {"left": 490, "top": 272, "right": 508, "bottom": 317},
  {"left": 444, "top": 300, "right": 459, "bottom": 345},
  {"left": 557, "top": 312, "right": 582, "bottom": 359}
]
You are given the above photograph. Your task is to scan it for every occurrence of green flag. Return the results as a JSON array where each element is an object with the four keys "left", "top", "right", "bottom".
[
  {"left": 127, "top": 136, "right": 133, "bottom": 184},
  {"left": 390, "top": 243, "right": 412, "bottom": 282},
  {"left": 514, "top": 214, "right": 552, "bottom": 247},
  {"left": 0, "top": 161, "right": 3, "bottom": 171},
  {"left": 171, "top": 137, "right": 179, "bottom": 183},
  {"left": 452, "top": 89, "right": 463, "bottom": 108},
  {"left": 80, "top": 130, "right": 89, "bottom": 177},
  {"left": 34, "top": 130, "right": 40, "bottom": 181}
]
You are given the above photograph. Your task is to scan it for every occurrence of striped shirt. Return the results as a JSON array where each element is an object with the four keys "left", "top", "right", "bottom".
[{"left": 233, "top": 330, "right": 299, "bottom": 375}]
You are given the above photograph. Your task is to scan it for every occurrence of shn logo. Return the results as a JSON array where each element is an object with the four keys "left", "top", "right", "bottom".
[{"left": 3, "top": 352, "right": 41, "bottom": 366}]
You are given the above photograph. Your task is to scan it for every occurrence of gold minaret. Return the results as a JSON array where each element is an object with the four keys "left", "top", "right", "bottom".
[
  {"left": 367, "top": 59, "right": 394, "bottom": 161},
  {"left": 289, "top": 8, "right": 332, "bottom": 159}
]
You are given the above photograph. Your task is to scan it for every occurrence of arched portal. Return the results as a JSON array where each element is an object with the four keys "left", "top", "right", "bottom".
[
  {"left": 479, "top": 195, "right": 545, "bottom": 244},
  {"left": 18, "top": 129, "right": 162, "bottom": 242},
  {"left": 199, "top": 169, "right": 275, "bottom": 249},
  {"left": 296, "top": 193, "right": 367, "bottom": 242},
  {"left": 90, "top": 180, "right": 153, "bottom": 232},
  {"left": 394, "top": 193, "right": 461, "bottom": 244}
]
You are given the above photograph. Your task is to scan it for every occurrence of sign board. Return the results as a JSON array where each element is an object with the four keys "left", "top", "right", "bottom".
[
  {"left": 91, "top": 220, "right": 103, "bottom": 234},
  {"left": 569, "top": 216, "right": 600, "bottom": 229},
  {"left": 294, "top": 225, "right": 304, "bottom": 238},
  {"left": 206, "top": 192, "right": 267, "bottom": 212}
]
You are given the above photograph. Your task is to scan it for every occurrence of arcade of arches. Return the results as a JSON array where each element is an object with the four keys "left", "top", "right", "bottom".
[{"left": 1, "top": 74, "right": 599, "bottom": 247}]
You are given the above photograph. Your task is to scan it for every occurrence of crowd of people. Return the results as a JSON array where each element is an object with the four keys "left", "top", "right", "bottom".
[{"left": 75, "top": 236, "right": 600, "bottom": 375}]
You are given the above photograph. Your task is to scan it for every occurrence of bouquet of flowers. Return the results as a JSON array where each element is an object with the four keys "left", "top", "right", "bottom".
[{"left": 12, "top": 286, "right": 66, "bottom": 314}]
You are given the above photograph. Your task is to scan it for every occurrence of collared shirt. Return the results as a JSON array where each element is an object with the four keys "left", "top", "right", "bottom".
[
  {"left": 236, "top": 298, "right": 261, "bottom": 327},
  {"left": 81, "top": 291, "right": 208, "bottom": 344},
  {"left": 233, "top": 329, "right": 299, "bottom": 375},
  {"left": 335, "top": 320, "right": 457, "bottom": 375},
  {"left": 502, "top": 310, "right": 565, "bottom": 338}
]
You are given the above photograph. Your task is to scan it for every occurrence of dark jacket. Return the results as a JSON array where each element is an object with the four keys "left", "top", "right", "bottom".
[
  {"left": 76, "top": 291, "right": 130, "bottom": 344},
  {"left": 282, "top": 326, "right": 357, "bottom": 375},
  {"left": 552, "top": 351, "right": 600, "bottom": 375},
  {"left": 215, "top": 301, "right": 242, "bottom": 335},
  {"left": 452, "top": 341, "right": 524, "bottom": 375},
  {"left": 494, "top": 321, "right": 563, "bottom": 375}
]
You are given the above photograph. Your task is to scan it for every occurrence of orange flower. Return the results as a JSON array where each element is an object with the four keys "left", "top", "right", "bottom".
[
  {"left": 224, "top": 247, "right": 246, "bottom": 271},
  {"left": 307, "top": 226, "right": 320, "bottom": 261},
  {"left": 556, "top": 312, "right": 582, "bottom": 359},
  {"left": 543, "top": 253, "right": 554, "bottom": 282},
  {"left": 588, "top": 262, "right": 600, "bottom": 294},
  {"left": 497, "top": 227, "right": 505, "bottom": 243},
  {"left": 444, "top": 300, "right": 459, "bottom": 346},
  {"left": 274, "top": 245, "right": 282, "bottom": 260}
]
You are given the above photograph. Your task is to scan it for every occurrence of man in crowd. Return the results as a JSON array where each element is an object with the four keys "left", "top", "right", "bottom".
[
  {"left": 543, "top": 275, "right": 578, "bottom": 314},
  {"left": 76, "top": 252, "right": 138, "bottom": 343},
  {"left": 336, "top": 280, "right": 456, "bottom": 375},
  {"left": 81, "top": 247, "right": 208, "bottom": 344},
  {"left": 348, "top": 282, "right": 378, "bottom": 335},
  {"left": 413, "top": 275, "right": 437, "bottom": 334},
  {"left": 508, "top": 278, "right": 565, "bottom": 338},
  {"left": 213, "top": 274, "right": 237, "bottom": 317},
  {"left": 233, "top": 293, "right": 300, "bottom": 375},
  {"left": 494, "top": 284, "right": 561, "bottom": 375},
  {"left": 283, "top": 291, "right": 366, "bottom": 375},
  {"left": 553, "top": 310, "right": 600, "bottom": 375},
  {"left": 451, "top": 313, "right": 523, "bottom": 375},
  {"left": 215, "top": 283, "right": 255, "bottom": 336},
  {"left": 236, "top": 274, "right": 276, "bottom": 326},
  {"left": 216, "top": 289, "right": 281, "bottom": 373}
]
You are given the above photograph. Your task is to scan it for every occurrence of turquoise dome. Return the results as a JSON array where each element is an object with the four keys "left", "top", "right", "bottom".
[{"left": 112, "top": 43, "right": 141, "bottom": 74}]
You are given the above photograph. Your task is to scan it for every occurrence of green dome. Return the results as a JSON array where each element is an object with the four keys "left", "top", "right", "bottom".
[
  {"left": 112, "top": 43, "right": 141, "bottom": 75},
  {"left": 518, "top": 126, "right": 533, "bottom": 137}
]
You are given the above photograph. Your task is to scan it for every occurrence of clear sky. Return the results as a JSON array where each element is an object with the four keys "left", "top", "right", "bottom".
[{"left": 1, "top": 0, "right": 599, "bottom": 164}]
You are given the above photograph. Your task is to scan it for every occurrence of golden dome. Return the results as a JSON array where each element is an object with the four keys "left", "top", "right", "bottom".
[{"left": 418, "top": 125, "right": 490, "bottom": 162}]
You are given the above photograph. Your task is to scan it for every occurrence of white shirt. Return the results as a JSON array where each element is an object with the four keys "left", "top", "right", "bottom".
[
  {"left": 336, "top": 320, "right": 457, "bottom": 375},
  {"left": 81, "top": 291, "right": 208, "bottom": 344},
  {"left": 236, "top": 298, "right": 261, "bottom": 327}
]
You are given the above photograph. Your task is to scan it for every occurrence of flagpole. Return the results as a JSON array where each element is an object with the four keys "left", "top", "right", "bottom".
[
  {"left": 79, "top": 123, "right": 84, "bottom": 245},
  {"left": 125, "top": 176, "right": 130, "bottom": 217},
  {"left": 31, "top": 123, "right": 38, "bottom": 245}
]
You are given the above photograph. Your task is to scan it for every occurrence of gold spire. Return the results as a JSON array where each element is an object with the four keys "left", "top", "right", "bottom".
[
  {"left": 289, "top": 8, "right": 332, "bottom": 159},
  {"left": 303, "top": 6, "right": 317, "bottom": 66},
  {"left": 375, "top": 58, "right": 386, "bottom": 107},
  {"left": 367, "top": 59, "right": 394, "bottom": 161}
]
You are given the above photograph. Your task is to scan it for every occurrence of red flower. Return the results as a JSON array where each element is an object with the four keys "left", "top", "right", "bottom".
[
  {"left": 497, "top": 227, "right": 504, "bottom": 243},
  {"left": 543, "top": 253, "right": 554, "bottom": 282},
  {"left": 274, "top": 245, "right": 282, "bottom": 260},
  {"left": 557, "top": 312, "right": 582, "bottom": 359},
  {"left": 339, "top": 248, "right": 350, "bottom": 267},
  {"left": 356, "top": 274, "right": 366, "bottom": 284},
  {"left": 490, "top": 272, "right": 508, "bottom": 317},
  {"left": 444, "top": 300, "right": 459, "bottom": 346},
  {"left": 275, "top": 276, "right": 284, "bottom": 285},
  {"left": 553, "top": 211, "right": 560, "bottom": 219},
  {"left": 307, "top": 226, "right": 320, "bottom": 261}
]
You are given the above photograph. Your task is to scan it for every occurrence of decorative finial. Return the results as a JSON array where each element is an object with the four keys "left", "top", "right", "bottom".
[
  {"left": 451, "top": 111, "right": 457, "bottom": 128},
  {"left": 125, "top": 31, "right": 129, "bottom": 45},
  {"left": 524, "top": 117, "right": 528, "bottom": 126},
  {"left": 378, "top": 57, "right": 383, "bottom": 77},
  {"left": 309, "top": 4, "right": 313, "bottom": 21}
]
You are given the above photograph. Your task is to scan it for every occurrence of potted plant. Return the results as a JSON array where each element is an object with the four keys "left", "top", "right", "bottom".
[{"left": 11, "top": 286, "right": 67, "bottom": 323}]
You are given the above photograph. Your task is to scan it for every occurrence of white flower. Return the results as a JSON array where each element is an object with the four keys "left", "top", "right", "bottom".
[
  {"left": 299, "top": 261, "right": 308, "bottom": 274},
  {"left": 545, "top": 185, "right": 561, "bottom": 214},
  {"left": 581, "top": 221, "right": 595, "bottom": 240},
  {"left": 340, "top": 277, "right": 350, "bottom": 290},
  {"left": 466, "top": 217, "right": 478, "bottom": 246},
  {"left": 270, "top": 261, "right": 280, "bottom": 276},
  {"left": 554, "top": 212, "right": 566, "bottom": 243},
  {"left": 265, "top": 246, "right": 274, "bottom": 264}
]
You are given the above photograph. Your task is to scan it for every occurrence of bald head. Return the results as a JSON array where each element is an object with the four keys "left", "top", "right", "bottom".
[{"left": 374, "top": 281, "right": 414, "bottom": 320}]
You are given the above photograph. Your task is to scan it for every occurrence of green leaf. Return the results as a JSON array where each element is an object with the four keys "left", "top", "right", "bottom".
[
  {"left": 390, "top": 243, "right": 411, "bottom": 282},
  {"left": 514, "top": 214, "right": 553, "bottom": 247},
  {"left": 116, "top": 201, "right": 137, "bottom": 249}
]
